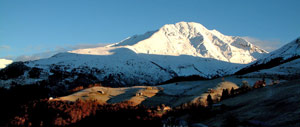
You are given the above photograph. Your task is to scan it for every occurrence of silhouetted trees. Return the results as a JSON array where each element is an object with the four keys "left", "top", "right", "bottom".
[
  {"left": 207, "top": 94, "right": 213, "bottom": 106},
  {"left": 159, "top": 75, "right": 210, "bottom": 85},
  {"left": 9, "top": 99, "right": 163, "bottom": 127},
  {"left": 28, "top": 67, "right": 42, "bottom": 78},
  {"left": 221, "top": 89, "right": 230, "bottom": 101},
  {"left": 0, "top": 62, "right": 29, "bottom": 79},
  {"left": 239, "top": 81, "right": 252, "bottom": 93},
  {"left": 230, "top": 87, "right": 235, "bottom": 96},
  {"left": 220, "top": 79, "right": 272, "bottom": 102},
  {"left": 0, "top": 84, "right": 50, "bottom": 126}
]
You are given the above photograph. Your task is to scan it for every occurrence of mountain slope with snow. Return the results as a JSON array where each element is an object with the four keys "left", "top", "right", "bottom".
[
  {"left": 236, "top": 37, "right": 300, "bottom": 77},
  {"left": 24, "top": 47, "right": 242, "bottom": 87}
]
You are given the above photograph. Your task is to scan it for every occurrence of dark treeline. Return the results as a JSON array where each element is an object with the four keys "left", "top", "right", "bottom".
[
  {"left": 10, "top": 100, "right": 163, "bottom": 127},
  {"left": 0, "top": 84, "right": 50, "bottom": 126},
  {"left": 158, "top": 75, "right": 216, "bottom": 85},
  {"left": 219, "top": 79, "right": 266, "bottom": 102}
]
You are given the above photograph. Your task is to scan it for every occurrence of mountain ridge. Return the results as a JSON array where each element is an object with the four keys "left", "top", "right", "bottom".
[{"left": 235, "top": 37, "right": 300, "bottom": 77}]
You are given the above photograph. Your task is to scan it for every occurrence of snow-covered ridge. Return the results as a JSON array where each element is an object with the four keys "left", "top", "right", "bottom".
[
  {"left": 257, "top": 37, "right": 300, "bottom": 64},
  {"left": 235, "top": 37, "right": 300, "bottom": 76}
]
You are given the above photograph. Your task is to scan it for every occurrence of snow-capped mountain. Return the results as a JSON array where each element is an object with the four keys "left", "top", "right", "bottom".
[
  {"left": 0, "top": 59, "right": 13, "bottom": 69},
  {"left": 0, "top": 22, "right": 267, "bottom": 87},
  {"left": 236, "top": 37, "right": 300, "bottom": 77},
  {"left": 112, "top": 22, "right": 267, "bottom": 64}
]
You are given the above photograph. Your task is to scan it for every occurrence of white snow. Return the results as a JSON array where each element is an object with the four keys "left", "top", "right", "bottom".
[{"left": 0, "top": 59, "right": 13, "bottom": 69}]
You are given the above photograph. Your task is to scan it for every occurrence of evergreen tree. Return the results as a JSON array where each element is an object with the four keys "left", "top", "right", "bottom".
[
  {"left": 230, "top": 87, "right": 235, "bottom": 96},
  {"left": 207, "top": 94, "right": 213, "bottom": 106},
  {"left": 221, "top": 89, "right": 229, "bottom": 101}
]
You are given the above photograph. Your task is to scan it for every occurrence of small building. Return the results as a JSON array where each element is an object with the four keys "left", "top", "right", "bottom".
[
  {"left": 136, "top": 92, "right": 143, "bottom": 96},
  {"left": 207, "top": 88, "right": 216, "bottom": 93},
  {"left": 161, "top": 106, "right": 171, "bottom": 111},
  {"left": 97, "top": 90, "right": 105, "bottom": 94},
  {"left": 253, "top": 80, "right": 266, "bottom": 88}
]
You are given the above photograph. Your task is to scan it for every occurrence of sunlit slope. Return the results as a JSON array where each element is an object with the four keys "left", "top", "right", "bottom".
[{"left": 53, "top": 77, "right": 240, "bottom": 107}]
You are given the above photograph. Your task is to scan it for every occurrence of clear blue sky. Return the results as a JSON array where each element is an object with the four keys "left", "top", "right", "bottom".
[{"left": 1, "top": 0, "right": 300, "bottom": 60}]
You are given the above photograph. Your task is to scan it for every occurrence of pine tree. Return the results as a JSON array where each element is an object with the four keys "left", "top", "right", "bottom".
[
  {"left": 230, "top": 87, "right": 235, "bottom": 96},
  {"left": 207, "top": 94, "right": 213, "bottom": 106},
  {"left": 221, "top": 89, "right": 229, "bottom": 101}
]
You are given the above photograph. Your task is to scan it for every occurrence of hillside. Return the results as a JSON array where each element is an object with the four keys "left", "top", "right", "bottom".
[{"left": 202, "top": 79, "right": 300, "bottom": 127}]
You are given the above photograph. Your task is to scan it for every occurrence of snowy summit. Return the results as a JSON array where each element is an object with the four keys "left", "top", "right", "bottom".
[{"left": 78, "top": 22, "right": 267, "bottom": 64}]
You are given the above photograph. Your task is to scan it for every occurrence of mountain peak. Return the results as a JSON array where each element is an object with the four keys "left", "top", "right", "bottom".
[
  {"left": 159, "top": 21, "right": 209, "bottom": 38},
  {"left": 112, "top": 22, "right": 267, "bottom": 64},
  {"left": 165, "top": 21, "right": 207, "bottom": 29},
  {"left": 176, "top": 21, "right": 206, "bottom": 28}
]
